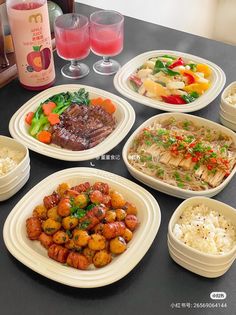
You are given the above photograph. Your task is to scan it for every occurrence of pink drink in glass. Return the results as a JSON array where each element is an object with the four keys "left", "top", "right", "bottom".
[
  {"left": 56, "top": 27, "right": 90, "bottom": 60},
  {"left": 54, "top": 13, "right": 90, "bottom": 79},
  {"left": 90, "top": 28, "right": 123, "bottom": 56},
  {"left": 90, "top": 10, "right": 124, "bottom": 75}
]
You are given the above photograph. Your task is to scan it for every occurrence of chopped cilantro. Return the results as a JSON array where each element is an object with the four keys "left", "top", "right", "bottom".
[
  {"left": 183, "top": 121, "right": 190, "bottom": 130},
  {"left": 79, "top": 220, "right": 90, "bottom": 230},
  {"left": 185, "top": 175, "right": 191, "bottom": 181},
  {"left": 66, "top": 229, "right": 72, "bottom": 238},
  {"left": 194, "top": 163, "right": 200, "bottom": 170}
]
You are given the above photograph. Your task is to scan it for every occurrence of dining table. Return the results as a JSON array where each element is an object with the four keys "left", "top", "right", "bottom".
[{"left": 0, "top": 3, "right": 236, "bottom": 315}]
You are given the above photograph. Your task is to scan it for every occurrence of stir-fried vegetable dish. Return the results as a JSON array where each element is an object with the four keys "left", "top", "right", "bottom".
[{"left": 129, "top": 55, "right": 212, "bottom": 105}]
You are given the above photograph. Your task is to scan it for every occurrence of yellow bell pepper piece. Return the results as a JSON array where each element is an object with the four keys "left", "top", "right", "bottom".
[
  {"left": 196, "top": 64, "right": 212, "bottom": 78},
  {"left": 143, "top": 79, "right": 169, "bottom": 96},
  {"left": 183, "top": 82, "right": 210, "bottom": 95}
]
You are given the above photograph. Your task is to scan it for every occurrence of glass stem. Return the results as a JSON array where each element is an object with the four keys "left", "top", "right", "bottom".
[
  {"left": 102, "top": 56, "right": 111, "bottom": 64},
  {"left": 70, "top": 60, "right": 80, "bottom": 71}
]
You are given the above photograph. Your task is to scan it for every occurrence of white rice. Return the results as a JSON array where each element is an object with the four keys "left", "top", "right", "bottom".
[
  {"left": 173, "top": 204, "right": 236, "bottom": 255},
  {"left": 0, "top": 147, "right": 25, "bottom": 177},
  {"left": 225, "top": 91, "right": 236, "bottom": 106}
]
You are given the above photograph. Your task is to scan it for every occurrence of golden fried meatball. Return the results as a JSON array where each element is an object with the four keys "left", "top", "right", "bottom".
[
  {"left": 88, "top": 234, "right": 106, "bottom": 251},
  {"left": 123, "top": 228, "right": 133, "bottom": 242},
  {"left": 74, "top": 194, "right": 88, "bottom": 208},
  {"left": 57, "top": 182, "right": 70, "bottom": 197},
  {"left": 110, "top": 237, "right": 127, "bottom": 254},
  {"left": 33, "top": 204, "right": 47, "bottom": 220},
  {"left": 47, "top": 206, "right": 62, "bottom": 222},
  {"left": 65, "top": 239, "right": 82, "bottom": 251},
  {"left": 115, "top": 209, "right": 126, "bottom": 221},
  {"left": 53, "top": 230, "right": 69, "bottom": 244},
  {"left": 42, "top": 218, "right": 61, "bottom": 235},
  {"left": 62, "top": 216, "right": 79, "bottom": 230},
  {"left": 110, "top": 191, "right": 126, "bottom": 209},
  {"left": 105, "top": 210, "right": 116, "bottom": 223},
  {"left": 123, "top": 202, "right": 138, "bottom": 215},
  {"left": 57, "top": 198, "right": 71, "bottom": 217},
  {"left": 83, "top": 247, "right": 96, "bottom": 264},
  {"left": 73, "top": 230, "right": 90, "bottom": 247},
  {"left": 39, "top": 232, "right": 53, "bottom": 249},
  {"left": 93, "top": 250, "right": 112, "bottom": 268},
  {"left": 93, "top": 223, "right": 104, "bottom": 235}
]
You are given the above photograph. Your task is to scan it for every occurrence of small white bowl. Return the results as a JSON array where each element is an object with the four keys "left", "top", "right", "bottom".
[
  {"left": 0, "top": 166, "right": 30, "bottom": 201},
  {"left": 220, "top": 112, "right": 236, "bottom": 132},
  {"left": 220, "top": 106, "right": 236, "bottom": 123},
  {"left": 0, "top": 136, "right": 30, "bottom": 201},
  {"left": 168, "top": 197, "right": 236, "bottom": 277},
  {"left": 221, "top": 81, "right": 236, "bottom": 116},
  {"left": 168, "top": 236, "right": 235, "bottom": 269},
  {"left": 168, "top": 244, "right": 233, "bottom": 278}
]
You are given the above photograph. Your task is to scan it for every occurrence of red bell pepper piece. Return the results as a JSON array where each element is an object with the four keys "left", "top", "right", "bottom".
[
  {"left": 162, "top": 95, "right": 187, "bottom": 105},
  {"left": 183, "top": 72, "right": 195, "bottom": 84},
  {"left": 169, "top": 57, "right": 184, "bottom": 69},
  {"left": 129, "top": 75, "right": 142, "bottom": 87}
]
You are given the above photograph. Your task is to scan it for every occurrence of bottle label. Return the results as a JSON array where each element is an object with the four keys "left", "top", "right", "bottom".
[{"left": 8, "top": 2, "right": 55, "bottom": 87}]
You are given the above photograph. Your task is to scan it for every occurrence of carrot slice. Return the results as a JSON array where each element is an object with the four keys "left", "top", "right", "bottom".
[
  {"left": 37, "top": 131, "right": 52, "bottom": 144},
  {"left": 102, "top": 99, "right": 116, "bottom": 114},
  {"left": 90, "top": 97, "right": 104, "bottom": 106},
  {"left": 42, "top": 101, "right": 56, "bottom": 116},
  {"left": 25, "top": 112, "right": 34, "bottom": 125},
  {"left": 47, "top": 113, "right": 60, "bottom": 125}
]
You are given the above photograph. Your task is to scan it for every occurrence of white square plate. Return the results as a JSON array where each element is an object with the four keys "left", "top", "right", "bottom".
[
  {"left": 114, "top": 50, "right": 225, "bottom": 112},
  {"left": 9, "top": 84, "right": 135, "bottom": 161},
  {"left": 3, "top": 167, "right": 161, "bottom": 288}
]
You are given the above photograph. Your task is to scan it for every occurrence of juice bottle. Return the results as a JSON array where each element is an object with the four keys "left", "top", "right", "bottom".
[{"left": 6, "top": 0, "right": 55, "bottom": 90}]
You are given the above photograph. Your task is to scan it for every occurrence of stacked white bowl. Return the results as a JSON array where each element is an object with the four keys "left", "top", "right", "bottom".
[
  {"left": 0, "top": 136, "right": 30, "bottom": 201},
  {"left": 168, "top": 197, "right": 236, "bottom": 278},
  {"left": 220, "top": 81, "right": 236, "bottom": 131}
]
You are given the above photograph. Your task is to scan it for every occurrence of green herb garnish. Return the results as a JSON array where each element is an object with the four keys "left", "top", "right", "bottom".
[{"left": 153, "top": 60, "right": 179, "bottom": 76}]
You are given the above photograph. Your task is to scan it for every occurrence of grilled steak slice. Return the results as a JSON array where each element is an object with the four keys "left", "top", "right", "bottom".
[{"left": 50, "top": 104, "right": 116, "bottom": 151}]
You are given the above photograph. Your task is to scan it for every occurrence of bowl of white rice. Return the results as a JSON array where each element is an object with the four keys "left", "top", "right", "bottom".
[
  {"left": 168, "top": 197, "right": 236, "bottom": 277},
  {"left": 221, "top": 81, "right": 236, "bottom": 116},
  {"left": 0, "top": 136, "right": 30, "bottom": 201}
]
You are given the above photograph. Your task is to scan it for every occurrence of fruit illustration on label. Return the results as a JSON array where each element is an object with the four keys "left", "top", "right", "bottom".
[{"left": 27, "top": 46, "right": 51, "bottom": 72}]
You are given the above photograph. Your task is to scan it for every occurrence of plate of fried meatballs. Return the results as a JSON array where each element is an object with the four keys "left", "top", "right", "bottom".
[{"left": 3, "top": 168, "right": 161, "bottom": 288}]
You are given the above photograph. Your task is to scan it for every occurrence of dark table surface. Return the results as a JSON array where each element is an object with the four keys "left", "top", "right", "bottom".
[{"left": 0, "top": 3, "right": 236, "bottom": 315}]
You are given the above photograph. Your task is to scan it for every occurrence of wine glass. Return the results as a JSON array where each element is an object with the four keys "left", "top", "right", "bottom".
[
  {"left": 54, "top": 13, "right": 90, "bottom": 79},
  {"left": 90, "top": 10, "right": 124, "bottom": 75}
]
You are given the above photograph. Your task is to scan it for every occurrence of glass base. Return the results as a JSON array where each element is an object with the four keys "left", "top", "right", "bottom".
[
  {"left": 93, "top": 58, "right": 121, "bottom": 75},
  {"left": 61, "top": 61, "right": 90, "bottom": 79}
]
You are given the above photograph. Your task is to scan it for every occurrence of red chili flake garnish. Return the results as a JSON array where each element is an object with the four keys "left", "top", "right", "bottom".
[
  {"left": 189, "top": 143, "right": 196, "bottom": 148},
  {"left": 176, "top": 135, "right": 183, "bottom": 140},
  {"left": 192, "top": 156, "right": 199, "bottom": 162},
  {"left": 209, "top": 158, "right": 217, "bottom": 164},
  {"left": 207, "top": 165, "right": 213, "bottom": 170}
]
